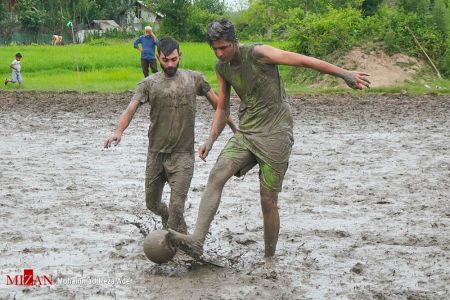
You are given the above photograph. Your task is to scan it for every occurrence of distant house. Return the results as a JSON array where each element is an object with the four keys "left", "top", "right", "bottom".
[
  {"left": 75, "top": 20, "right": 121, "bottom": 43},
  {"left": 91, "top": 20, "right": 121, "bottom": 31},
  {"left": 117, "top": 0, "right": 163, "bottom": 31}
]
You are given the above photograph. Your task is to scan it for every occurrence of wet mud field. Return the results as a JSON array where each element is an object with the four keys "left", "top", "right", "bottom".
[{"left": 0, "top": 91, "right": 449, "bottom": 299}]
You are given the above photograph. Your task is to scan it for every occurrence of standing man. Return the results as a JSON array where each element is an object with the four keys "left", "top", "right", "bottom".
[
  {"left": 168, "top": 19, "right": 370, "bottom": 259},
  {"left": 105, "top": 37, "right": 237, "bottom": 234},
  {"left": 134, "top": 26, "right": 158, "bottom": 77}
]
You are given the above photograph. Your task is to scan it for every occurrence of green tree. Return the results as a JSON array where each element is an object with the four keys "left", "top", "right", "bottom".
[
  {"left": 193, "top": 0, "right": 225, "bottom": 15},
  {"left": 432, "top": 0, "right": 450, "bottom": 36},
  {"left": 288, "top": 7, "right": 365, "bottom": 57},
  {"left": 14, "top": 0, "right": 46, "bottom": 33},
  {"left": 0, "top": 2, "right": 19, "bottom": 41},
  {"left": 396, "top": 0, "right": 431, "bottom": 13},
  {"left": 153, "top": 0, "right": 191, "bottom": 40},
  {"left": 361, "top": 0, "right": 384, "bottom": 16},
  {"left": 187, "top": 5, "right": 220, "bottom": 41}
]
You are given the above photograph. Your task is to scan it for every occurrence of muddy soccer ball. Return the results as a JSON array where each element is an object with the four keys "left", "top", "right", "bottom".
[{"left": 143, "top": 229, "right": 176, "bottom": 264}]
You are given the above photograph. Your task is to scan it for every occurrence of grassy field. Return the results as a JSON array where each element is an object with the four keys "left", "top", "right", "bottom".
[{"left": 1, "top": 40, "right": 449, "bottom": 94}]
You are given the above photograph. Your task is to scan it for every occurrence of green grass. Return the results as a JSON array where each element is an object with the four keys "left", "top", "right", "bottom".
[
  {"left": 1, "top": 41, "right": 449, "bottom": 94},
  {"left": 0, "top": 41, "right": 220, "bottom": 92}
]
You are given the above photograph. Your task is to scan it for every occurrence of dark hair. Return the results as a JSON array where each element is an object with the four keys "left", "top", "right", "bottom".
[
  {"left": 157, "top": 37, "right": 179, "bottom": 56},
  {"left": 15, "top": 52, "right": 22, "bottom": 58},
  {"left": 207, "top": 19, "right": 238, "bottom": 45}
]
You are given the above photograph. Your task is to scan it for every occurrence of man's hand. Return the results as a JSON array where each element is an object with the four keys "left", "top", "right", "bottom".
[
  {"left": 104, "top": 133, "right": 122, "bottom": 148},
  {"left": 198, "top": 138, "right": 214, "bottom": 162},
  {"left": 341, "top": 71, "right": 371, "bottom": 89}
]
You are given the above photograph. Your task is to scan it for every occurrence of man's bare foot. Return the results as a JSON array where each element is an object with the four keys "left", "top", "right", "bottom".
[{"left": 167, "top": 229, "right": 204, "bottom": 260}]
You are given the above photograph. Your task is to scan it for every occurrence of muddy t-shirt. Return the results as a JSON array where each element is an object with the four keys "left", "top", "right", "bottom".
[
  {"left": 216, "top": 44, "right": 294, "bottom": 165},
  {"left": 132, "top": 70, "right": 211, "bottom": 153}
]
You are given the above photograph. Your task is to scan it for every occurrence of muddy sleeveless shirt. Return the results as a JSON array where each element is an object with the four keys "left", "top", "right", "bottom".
[
  {"left": 132, "top": 70, "right": 211, "bottom": 153},
  {"left": 216, "top": 44, "right": 294, "bottom": 164}
]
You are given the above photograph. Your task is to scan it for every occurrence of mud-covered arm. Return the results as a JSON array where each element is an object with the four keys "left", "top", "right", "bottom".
[
  {"left": 252, "top": 44, "right": 370, "bottom": 89},
  {"left": 199, "top": 71, "right": 231, "bottom": 161},
  {"left": 204, "top": 89, "right": 238, "bottom": 133},
  {"left": 104, "top": 100, "right": 140, "bottom": 148}
]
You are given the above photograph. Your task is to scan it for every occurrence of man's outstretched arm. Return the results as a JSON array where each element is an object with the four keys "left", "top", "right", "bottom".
[
  {"left": 253, "top": 45, "right": 371, "bottom": 89},
  {"left": 199, "top": 71, "right": 231, "bottom": 161},
  {"left": 104, "top": 100, "right": 140, "bottom": 148}
]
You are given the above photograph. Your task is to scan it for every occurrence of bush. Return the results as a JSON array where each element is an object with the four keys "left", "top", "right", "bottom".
[
  {"left": 287, "top": 7, "right": 365, "bottom": 58},
  {"left": 186, "top": 6, "right": 220, "bottom": 42},
  {"left": 376, "top": 7, "right": 446, "bottom": 59},
  {"left": 438, "top": 40, "right": 450, "bottom": 77},
  {"left": 234, "top": 1, "right": 269, "bottom": 40}
]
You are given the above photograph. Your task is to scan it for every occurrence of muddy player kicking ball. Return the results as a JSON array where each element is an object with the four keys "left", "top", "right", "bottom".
[
  {"left": 104, "top": 37, "right": 237, "bottom": 234},
  {"left": 168, "top": 19, "right": 370, "bottom": 259}
]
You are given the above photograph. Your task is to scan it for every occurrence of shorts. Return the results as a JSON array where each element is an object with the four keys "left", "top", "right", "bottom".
[
  {"left": 145, "top": 152, "right": 195, "bottom": 197},
  {"left": 11, "top": 71, "right": 22, "bottom": 84},
  {"left": 219, "top": 132, "right": 292, "bottom": 192}
]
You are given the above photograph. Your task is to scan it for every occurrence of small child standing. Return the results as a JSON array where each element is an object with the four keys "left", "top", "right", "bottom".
[{"left": 5, "top": 53, "right": 23, "bottom": 89}]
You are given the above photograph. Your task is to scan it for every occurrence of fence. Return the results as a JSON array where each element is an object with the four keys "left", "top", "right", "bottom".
[{"left": 0, "top": 32, "right": 73, "bottom": 45}]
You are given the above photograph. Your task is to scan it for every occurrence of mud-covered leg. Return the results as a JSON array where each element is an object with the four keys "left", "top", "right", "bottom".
[
  {"left": 168, "top": 157, "right": 239, "bottom": 258},
  {"left": 165, "top": 152, "right": 194, "bottom": 234},
  {"left": 145, "top": 176, "right": 169, "bottom": 228},
  {"left": 260, "top": 186, "right": 280, "bottom": 257},
  {"left": 167, "top": 190, "right": 187, "bottom": 234}
]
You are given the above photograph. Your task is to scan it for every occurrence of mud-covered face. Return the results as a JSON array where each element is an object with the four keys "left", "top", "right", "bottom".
[
  {"left": 157, "top": 49, "right": 181, "bottom": 77},
  {"left": 211, "top": 40, "right": 236, "bottom": 63}
]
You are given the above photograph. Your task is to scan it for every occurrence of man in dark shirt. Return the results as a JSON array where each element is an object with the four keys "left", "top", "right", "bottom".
[
  {"left": 105, "top": 37, "right": 237, "bottom": 234},
  {"left": 134, "top": 26, "right": 158, "bottom": 77}
]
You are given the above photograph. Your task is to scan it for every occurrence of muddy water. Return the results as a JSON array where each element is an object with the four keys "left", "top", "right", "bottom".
[{"left": 0, "top": 91, "right": 449, "bottom": 299}]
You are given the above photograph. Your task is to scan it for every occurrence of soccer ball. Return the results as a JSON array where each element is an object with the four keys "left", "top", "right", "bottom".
[{"left": 143, "top": 229, "right": 176, "bottom": 264}]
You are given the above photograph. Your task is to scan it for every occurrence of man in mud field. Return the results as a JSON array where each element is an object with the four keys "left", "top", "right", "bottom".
[
  {"left": 104, "top": 37, "right": 237, "bottom": 234},
  {"left": 168, "top": 19, "right": 370, "bottom": 258}
]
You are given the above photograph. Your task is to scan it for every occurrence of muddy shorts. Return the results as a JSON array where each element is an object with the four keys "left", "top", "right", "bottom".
[
  {"left": 219, "top": 132, "right": 291, "bottom": 192},
  {"left": 145, "top": 152, "right": 195, "bottom": 200}
]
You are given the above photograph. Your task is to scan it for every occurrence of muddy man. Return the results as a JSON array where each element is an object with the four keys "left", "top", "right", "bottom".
[
  {"left": 168, "top": 19, "right": 370, "bottom": 259},
  {"left": 104, "top": 37, "right": 237, "bottom": 234}
]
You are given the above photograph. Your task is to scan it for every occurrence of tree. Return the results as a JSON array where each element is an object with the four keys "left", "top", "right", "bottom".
[
  {"left": 14, "top": 0, "right": 46, "bottom": 33},
  {"left": 187, "top": 0, "right": 224, "bottom": 41},
  {"left": 396, "top": 0, "right": 431, "bottom": 13},
  {"left": 193, "top": 0, "right": 225, "bottom": 15},
  {"left": 0, "top": 1, "right": 15, "bottom": 38},
  {"left": 153, "top": 0, "right": 192, "bottom": 40},
  {"left": 361, "top": 0, "right": 384, "bottom": 16},
  {"left": 432, "top": 0, "right": 450, "bottom": 37}
]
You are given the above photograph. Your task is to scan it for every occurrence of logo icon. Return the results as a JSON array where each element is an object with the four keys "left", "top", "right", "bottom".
[{"left": 6, "top": 269, "right": 53, "bottom": 286}]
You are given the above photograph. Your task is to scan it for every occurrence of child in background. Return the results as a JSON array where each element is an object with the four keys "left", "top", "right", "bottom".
[{"left": 5, "top": 52, "right": 23, "bottom": 89}]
